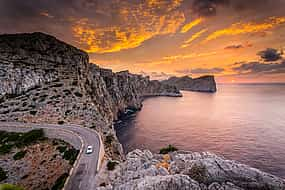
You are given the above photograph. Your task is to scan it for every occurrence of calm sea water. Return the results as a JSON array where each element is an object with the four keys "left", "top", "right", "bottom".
[{"left": 115, "top": 84, "right": 285, "bottom": 178}]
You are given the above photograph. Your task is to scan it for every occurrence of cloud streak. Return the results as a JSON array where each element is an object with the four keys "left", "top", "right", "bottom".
[
  {"left": 180, "top": 17, "right": 204, "bottom": 33},
  {"left": 205, "top": 17, "right": 285, "bottom": 42},
  {"left": 181, "top": 29, "right": 208, "bottom": 48}
]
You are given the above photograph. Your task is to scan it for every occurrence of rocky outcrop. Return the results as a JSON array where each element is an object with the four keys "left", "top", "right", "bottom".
[
  {"left": 162, "top": 75, "right": 217, "bottom": 93},
  {"left": 0, "top": 32, "right": 88, "bottom": 101},
  {"left": 96, "top": 149, "right": 285, "bottom": 190},
  {"left": 0, "top": 32, "right": 181, "bottom": 159}
]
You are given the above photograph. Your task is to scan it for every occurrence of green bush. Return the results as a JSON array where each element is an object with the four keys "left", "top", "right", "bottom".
[
  {"left": 0, "top": 184, "right": 24, "bottom": 190},
  {"left": 0, "top": 167, "right": 7, "bottom": 181},
  {"left": 58, "top": 121, "right": 65, "bottom": 125},
  {"left": 19, "top": 129, "right": 44, "bottom": 146},
  {"left": 13, "top": 151, "right": 27, "bottom": 160},
  {"left": 51, "top": 173, "right": 69, "bottom": 190},
  {"left": 57, "top": 146, "right": 67, "bottom": 153},
  {"left": 0, "top": 144, "right": 13, "bottom": 155},
  {"left": 159, "top": 145, "right": 178, "bottom": 154},
  {"left": 107, "top": 160, "right": 118, "bottom": 171},
  {"left": 63, "top": 148, "right": 79, "bottom": 165},
  {"left": 73, "top": 92, "right": 83, "bottom": 97},
  {"left": 29, "top": 110, "right": 37, "bottom": 115}
]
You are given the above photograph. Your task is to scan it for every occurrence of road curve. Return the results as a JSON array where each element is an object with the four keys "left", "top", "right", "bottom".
[{"left": 0, "top": 122, "right": 105, "bottom": 190}]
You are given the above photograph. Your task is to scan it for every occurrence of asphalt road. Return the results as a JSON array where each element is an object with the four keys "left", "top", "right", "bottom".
[{"left": 0, "top": 122, "right": 103, "bottom": 190}]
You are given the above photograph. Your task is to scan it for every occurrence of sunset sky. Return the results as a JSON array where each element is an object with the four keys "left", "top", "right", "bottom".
[{"left": 1, "top": 0, "right": 285, "bottom": 83}]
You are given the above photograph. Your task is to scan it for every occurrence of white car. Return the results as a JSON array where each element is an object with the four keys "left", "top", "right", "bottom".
[{"left": 86, "top": 145, "right": 93, "bottom": 154}]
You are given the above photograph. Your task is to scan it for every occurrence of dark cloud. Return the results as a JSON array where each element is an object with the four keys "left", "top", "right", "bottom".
[
  {"left": 176, "top": 67, "right": 224, "bottom": 74},
  {"left": 233, "top": 61, "right": 285, "bottom": 74},
  {"left": 224, "top": 44, "right": 243, "bottom": 50},
  {"left": 191, "top": 0, "right": 230, "bottom": 17},
  {"left": 190, "top": 0, "right": 285, "bottom": 17},
  {"left": 257, "top": 48, "right": 283, "bottom": 62}
]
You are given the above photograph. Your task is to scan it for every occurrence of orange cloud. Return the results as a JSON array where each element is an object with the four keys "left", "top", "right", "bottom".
[
  {"left": 180, "top": 18, "right": 204, "bottom": 33},
  {"left": 72, "top": 0, "right": 185, "bottom": 53},
  {"left": 163, "top": 51, "right": 217, "bottom": 61},
  {"left": 205, "top": 16, "right": 285, "bottom": 41},
  {"left": 181, "top": 29, "right": 208, "bottom": 48}
]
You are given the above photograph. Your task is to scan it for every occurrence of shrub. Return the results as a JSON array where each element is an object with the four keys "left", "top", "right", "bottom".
[
  {"left": 188, "top": 164, "right": 207, "bottom": 183},
  {"left": 0, "top": 184, "right": 24, "bottom": 190},
  {"left": 13, "top": 151, "right": 27, "bottom": 160},
  {"left": 19, "top": 129, "right": 44, "bottom": 146},
  {"left": 105, "top": 135, "right": 114, "bottom": 145},
  {"left": 0, "top": 144, "right": 13, "bottom": 155},
  {"left": 51, "top": 173, "right": 69, "bottom": 190},
  {"left": 63, "top": 148, "right": 79, "bottom": 165},
  {"left": 0, "top": 167, "right": 7, "bottom": 181},
  {"left": 73, "top": 91, "right": 83, "bottom": 98},
  {"left": 58, "top": 121, "right": 65, "bottom": 125},
  {"left": 29, "top": 110, "right": 37, "bottom": 115},
  {"left": 57, "top": 146, "right": 67, "bottom": 153},
  {"left": 71, "top": 81, "right": 78, "bottom": 86},
  {"left": 159, "top": 145, "right": 178, "bottom": 154},
  {"left": 107, "top": 160, "right": 118, "bottom": 171}
]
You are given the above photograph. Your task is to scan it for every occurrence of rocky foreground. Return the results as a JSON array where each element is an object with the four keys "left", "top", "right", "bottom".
[
  {"left": 162, "top": 75, "right": 217, "bottom": 93},
  {"left": 0, "top": 32, "right": 284, "bottom": 190},
  {"left": 96, "top": 149, "right": 285, "bottom": 190}
]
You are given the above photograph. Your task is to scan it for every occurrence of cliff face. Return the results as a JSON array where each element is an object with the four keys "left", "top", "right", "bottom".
[
  {"left": 162, "top": 75, "right": 217, "bottom": 93},
  {"left": 0, "top": 32, "right": 87, "bottom": 101},
  {"left": 0, "top": 32, "right": 180, "bottom": 159}
]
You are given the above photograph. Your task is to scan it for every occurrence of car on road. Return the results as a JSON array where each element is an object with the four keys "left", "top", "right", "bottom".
[{"left": 86, "top": 145, "right": 93, "bottom": 154}]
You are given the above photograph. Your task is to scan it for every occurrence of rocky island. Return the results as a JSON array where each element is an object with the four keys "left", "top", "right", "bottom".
[
  {"left": 162, "top": 75, "right": 217, "bottom": 93},
  {"left": 0, "top": 32, "right": 284, "bottom": 190}
]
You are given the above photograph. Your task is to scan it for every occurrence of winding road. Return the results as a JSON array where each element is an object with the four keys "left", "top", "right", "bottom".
[{"left": 0, "top": 122, "right": 105, "bottom": 190}]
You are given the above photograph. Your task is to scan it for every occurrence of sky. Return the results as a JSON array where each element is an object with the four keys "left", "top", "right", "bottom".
[{"left": 1, "top": 0, "right": 285, "bottom": 83}]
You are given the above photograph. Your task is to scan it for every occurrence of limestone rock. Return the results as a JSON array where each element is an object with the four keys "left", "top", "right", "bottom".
[
  {"left": 162, "top": 75, "right": 217, "bottom": 93},
  {"left": 96, "top": 150, "right": 285, "bottom": 190}
]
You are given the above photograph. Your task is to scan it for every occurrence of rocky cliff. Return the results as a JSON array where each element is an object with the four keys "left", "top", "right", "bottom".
[
  {"left": 162, "top": 75, "right": 217, "bottom": 93},
  {"left": 0, "top": 32, "right": 181, "bottom": 159},
  {"left": 96, "top": 149, "right": 285, "bottom": 190}
]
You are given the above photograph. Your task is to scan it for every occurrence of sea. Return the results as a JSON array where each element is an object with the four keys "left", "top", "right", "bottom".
[{"left": 115, "top": 84, "right": 285, "bottom": 178}]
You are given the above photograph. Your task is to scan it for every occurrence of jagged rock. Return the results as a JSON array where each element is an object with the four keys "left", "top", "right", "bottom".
[
  {"left": 96, "top": 150, "right": 285, "bottom": 190},
  {"left": 162, "top": 75, "right": 217, "bottom": 93}
]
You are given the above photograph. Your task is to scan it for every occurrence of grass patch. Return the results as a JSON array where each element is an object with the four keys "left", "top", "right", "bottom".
[
  {"left": 0, "top": 167, "right": 7, "bottom": 182},
  {"left": 159, "top": 145, "right": 178, "bottom": 154},
  {"left": 51, "top": 173, "right": 69, "bottom": 190},
  {"left": 107, "top": 160, "right": 118, "bottom": 171},
  {"left": 0, "top": 184, "right": 24, "bottom": 190},
  {"left": 13, "top": 150, "right": 27, "bottom": 160},
  {"left": 0, "top": 129, "right": 44, "bottom": 154}
]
